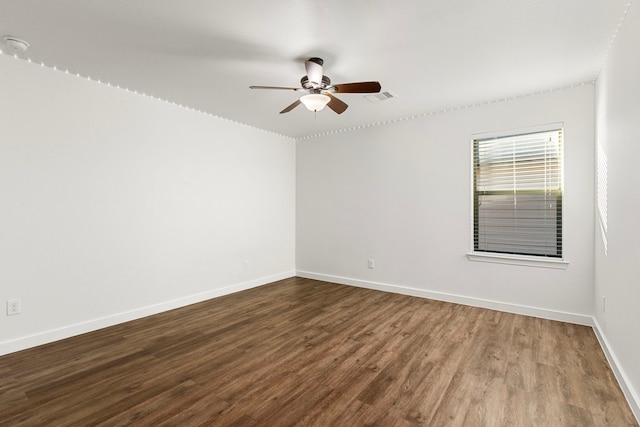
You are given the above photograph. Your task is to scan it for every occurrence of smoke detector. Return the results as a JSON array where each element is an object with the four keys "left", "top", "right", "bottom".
[{"left": 3, "top": 36, "right": 30, "bottom": 52}]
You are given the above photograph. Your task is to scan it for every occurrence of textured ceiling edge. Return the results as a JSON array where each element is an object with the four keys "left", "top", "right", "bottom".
[
  {"left": 594, "top": 1, "right": 635, "bottom": 81},
  {"left": 297, "top": 0, "right": 635, "bottom": 142},
  {"left": 0, "top": 51, "right": 296, "bottom": 141},
  {"left": 295, "top": 80, "right": 596, "bottom": 141}
]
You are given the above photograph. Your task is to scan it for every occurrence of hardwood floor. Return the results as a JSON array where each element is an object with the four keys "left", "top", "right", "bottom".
[{"left": 1, "top": 277, "right": 637, "bottom": 426}]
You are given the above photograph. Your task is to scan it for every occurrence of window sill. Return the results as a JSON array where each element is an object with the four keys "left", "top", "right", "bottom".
[{"left": 466, "top": 252, "right": 569, "bottom": 269}]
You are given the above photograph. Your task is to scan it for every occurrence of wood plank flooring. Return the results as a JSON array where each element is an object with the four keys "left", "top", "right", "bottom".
[{"left": 1, "top": 277, "right": 637, "bottom": 426}]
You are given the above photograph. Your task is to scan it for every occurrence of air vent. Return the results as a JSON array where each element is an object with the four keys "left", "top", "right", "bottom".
[{"left": 364, "top": 90, "right": 396, "bottom": 103}]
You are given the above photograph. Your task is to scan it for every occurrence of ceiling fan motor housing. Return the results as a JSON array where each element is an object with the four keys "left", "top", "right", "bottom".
[{"left": 301, "top": 75, "right": 331, "bottom": 91}]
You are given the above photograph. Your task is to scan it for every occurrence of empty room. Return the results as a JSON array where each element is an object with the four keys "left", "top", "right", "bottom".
[{"left": 1, "top": 1, "right": 639, "bottom": 425}]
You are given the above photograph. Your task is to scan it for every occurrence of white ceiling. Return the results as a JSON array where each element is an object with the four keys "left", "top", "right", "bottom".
[{"left": 0, "top": 0, "right": 631, "bottom": 139}]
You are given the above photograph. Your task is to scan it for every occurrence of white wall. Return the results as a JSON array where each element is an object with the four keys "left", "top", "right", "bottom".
[
  {"left": 0, "top": 54, "right": 296, "bottom": 354},
  {"left": 1, "top": 21, "right": 636, "bottom": 417},
  {"left": 297, "top": 85, "right": 595, "bottom": 321},
  {"left": 594, "top": 1, "right": 640, "bottom": 417}
]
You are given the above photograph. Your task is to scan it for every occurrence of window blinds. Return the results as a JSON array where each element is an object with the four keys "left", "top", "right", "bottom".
[{"left": 473, "top": 128, "right": 563, "bottom": 258}]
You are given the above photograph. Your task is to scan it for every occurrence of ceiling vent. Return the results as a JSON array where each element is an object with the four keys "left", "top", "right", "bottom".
[{"left": 365, "top": 91, "right": 396, "bottom": 103}]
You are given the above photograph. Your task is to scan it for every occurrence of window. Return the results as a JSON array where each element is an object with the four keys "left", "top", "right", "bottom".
[{"left": 472, "top": 126, "right": 563, "bottom": 259}]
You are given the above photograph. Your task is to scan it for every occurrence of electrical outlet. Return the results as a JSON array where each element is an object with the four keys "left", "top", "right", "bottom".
[
  {"left": 601, "top": 295, "right": 606, "bottom": 312},
  {"left": 7, "top": 299, "right": 21, "bottom": 316},
  {"left": 243, "top": 260, "right": 249, "bottom": 271},
  {"left": 368, "top": 258, "right": 375, "bottom": 269}
]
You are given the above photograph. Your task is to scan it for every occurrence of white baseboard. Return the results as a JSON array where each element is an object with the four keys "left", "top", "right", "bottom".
[
  {"left": 4, "top": 270, "right": 638, "bottom": 424},
  {"left": 297, "top": 270, "right": 593, "bottom": 325},
  {"left": 592, "top": 318, "right": 640, "bottom": 423},
  {"left": 297, "top": 270, "right": 639, "bottom": 423},
  {"left": 0, "top": 271, "right": 296, "bottom": 356}
]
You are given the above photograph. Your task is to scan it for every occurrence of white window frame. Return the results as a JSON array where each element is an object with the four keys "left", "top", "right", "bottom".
[{"left": 467, "top": 123, "right": 569, "bottom": 269}]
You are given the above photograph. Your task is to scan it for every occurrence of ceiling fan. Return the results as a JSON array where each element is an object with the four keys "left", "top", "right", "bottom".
[{"left": 249, "top": 57, "right": 382, "bottom": 114}]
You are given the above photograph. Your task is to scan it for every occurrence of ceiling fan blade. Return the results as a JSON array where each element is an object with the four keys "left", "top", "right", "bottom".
[
  {"left": 280, "top": 99, "right": 302, "bottom": 114},
  {"left": 250, "top": 85, "right": 301, "bottom": 91},
  {"left": 305, "top": 57, "right": 324, "bottom": 87},
  {"left": 326, "top": 93, "right": 348, "bottom": 114},
  {"left": 332, "top": 81, "right": 382, "bottom": 93}
]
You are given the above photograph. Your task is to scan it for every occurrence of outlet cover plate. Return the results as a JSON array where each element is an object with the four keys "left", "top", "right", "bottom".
[{"left": 7, "top": 298, "right": 21, "bottom": 316}]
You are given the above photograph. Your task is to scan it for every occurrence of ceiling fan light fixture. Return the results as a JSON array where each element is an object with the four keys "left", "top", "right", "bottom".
[{"left": 300, "top": 94, "right": 330, "bottom": 112}]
